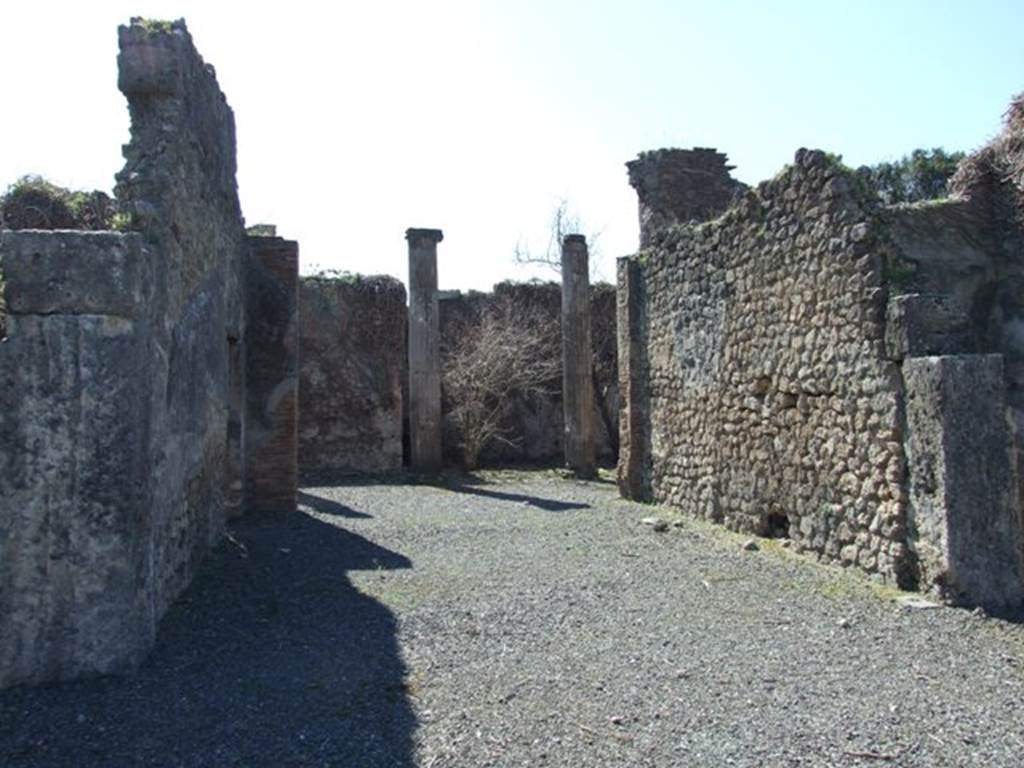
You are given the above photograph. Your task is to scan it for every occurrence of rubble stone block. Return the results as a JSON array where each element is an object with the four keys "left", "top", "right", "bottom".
[{"left": 903, "top": 354, "right": 1024, "bottom": 610}]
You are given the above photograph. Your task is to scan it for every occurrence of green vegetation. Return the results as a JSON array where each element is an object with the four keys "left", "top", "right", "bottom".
[
  {"left": 110, "top": 212, "right": 133, "bottom": 232},
  {"left": 136, "top": 18, "right": 176, "bottom": 35},
  {"left": 304, "top": 268, "right": 362, "bottom": 284},
  {"left": 856, "top": 147, "right": 965, "bottom": 205}
]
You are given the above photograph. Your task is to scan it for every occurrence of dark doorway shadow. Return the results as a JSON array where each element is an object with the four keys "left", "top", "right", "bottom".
[
  {"left": 297, "top": 489, "right": 372, "bottom": 518},
  {"left": 0, "top": 512, "right": 416, "bottom": 767}
]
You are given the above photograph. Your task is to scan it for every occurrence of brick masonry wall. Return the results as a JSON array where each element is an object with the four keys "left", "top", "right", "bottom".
[{"left": 245, "top": 236, "right": 299, "bottom": 511}]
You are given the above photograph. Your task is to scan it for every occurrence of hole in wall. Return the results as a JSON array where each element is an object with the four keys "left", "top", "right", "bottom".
[{"left": 764, "top": 511, "right": 791, "bottom": 539}]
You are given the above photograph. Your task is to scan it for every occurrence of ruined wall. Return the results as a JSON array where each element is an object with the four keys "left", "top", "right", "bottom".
[
  {"left": 620, "top": 134, "right": 1024, "bottom": 610},
  {"left": 0, "top": 19, "right": 255, "bottom": 687},
  {"left": 114, "top": 17, "right": 248, "bottom": 627},
  {"left": 298, "top": 275, "right": 406, "bottom": 476},
  {"left": 295, "top": 276, "right": 619, "bottom": 472},
  {"left": 621, "top": 149, "right": 912, "bottom": 581},
  {"left": 439, "top": 281, "right": 619, "bottom": 466},
  {"left": 879, "top": 102, "right": 1024, "bottom": 608},
  {"left": 626, "top": 148, "right": 747, "bottom": 248}
]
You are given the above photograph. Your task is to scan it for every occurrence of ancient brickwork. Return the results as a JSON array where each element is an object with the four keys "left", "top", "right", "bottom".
[
  {"left": 245, "top": 236, "right": 299, "bottom": 512},
  {"left": 298, "top": 275, "right": 406, "bottom": 475},
  {"left": 439, "top": 281, "right": 619, "bottom": 466}
]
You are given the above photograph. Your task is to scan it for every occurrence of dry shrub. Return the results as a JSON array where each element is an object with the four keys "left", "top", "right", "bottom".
[
  {"left": 950, "top": 92, "right": 1024, "bottom": 214},
  {"left": 0, "top": 176, "right": 117, "bottom": 230},
  {"left": 442, "top": 293, "right": 561, "bottom": 469}
]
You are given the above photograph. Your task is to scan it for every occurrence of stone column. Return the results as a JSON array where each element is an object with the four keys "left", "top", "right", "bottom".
[
  {"left": 616, "top": 256, "right": 649, "bottom": 499},
  {"left": 561, "top": 234, "right": 596, "bottom": 478},
  {"left": 407, "top": 228, "right": 444, "bottom": 470}
]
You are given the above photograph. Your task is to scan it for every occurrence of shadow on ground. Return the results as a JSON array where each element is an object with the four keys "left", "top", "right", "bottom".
[
  {"left": 297, "top": 490, "right": 372, "bottom": 518},
  {"left": 443, "top": 481, "right": 592, "bottom": 512},
  {"left": 0, "top": 512, "right": 415, "bottom": 767}
]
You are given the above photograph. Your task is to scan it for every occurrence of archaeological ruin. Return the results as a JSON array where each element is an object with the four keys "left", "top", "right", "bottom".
[
  {"left": 618, "top": 119, "right": 1024, "bottom": 611},
  {"left": 2, "top": 17, "right": 1024, "bottom": 691},
  {"left": 0, "top": 20, "right": 299, "bottom": 688}
]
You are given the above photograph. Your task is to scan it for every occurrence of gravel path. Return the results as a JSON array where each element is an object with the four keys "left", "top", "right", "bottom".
[{"left": 3, "top": 471, "right": 1024, "bottom": 766}]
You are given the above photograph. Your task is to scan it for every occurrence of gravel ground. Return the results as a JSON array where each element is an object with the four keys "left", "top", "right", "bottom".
[{"left": 2, "top": 470, "right": 1024, "bottom": 767}]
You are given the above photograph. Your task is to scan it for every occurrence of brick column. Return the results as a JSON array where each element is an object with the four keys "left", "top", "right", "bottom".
[
  {"left": 244, "top": 236, "right": 299, "bottom": 513},
  {"left": 407, "top": 228, "right": 443, "bottom": 470},
  {"left": 561, "top": 234, "right": 596, "bottom": 478}
]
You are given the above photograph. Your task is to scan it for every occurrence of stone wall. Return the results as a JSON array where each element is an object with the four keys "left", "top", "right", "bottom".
[
  {"left": 626, "top": 148, "right": 747, "bottom": 248},
  {"left": 0, "top": 19, "right": 286, "bottom": 687},
  {"left": 439, "top": 281, "right": 619, "bottom": 466},
  {"left": 294, "top": 277, "right": 619, "bottom": 472},
  {"left": 619, "top": 132, "right": 1024, "bottom": 610},
  {"left": 0, "top": 231, "right": 160, "bottom": 686},
  {"left": 298, "top": 275, "right": 406, "bottom": 475},
  {"left": 115, "top": 17, "right": 249, "bottom": 633}
]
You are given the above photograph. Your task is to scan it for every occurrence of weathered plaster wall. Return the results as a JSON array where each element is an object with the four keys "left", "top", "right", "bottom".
[
  {"left": 0, "top": 19, "right": 259, "bottom": 687},
  {"left": 0, "top": 231, "right": 159, "bottom": 685},
  {"left": 902, "top": 355, "right": 1024, "bottom": 608},
  {"left": 298, "top": 275, "right": 406, "bottom": 475},
  {"left": 439, "top": 281, "right": 619, "bottom": 466}
]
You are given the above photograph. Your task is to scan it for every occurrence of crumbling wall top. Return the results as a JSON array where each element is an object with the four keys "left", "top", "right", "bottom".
[
  {"left": 626, "top": 147, "right": 747, "bottom": 247},
  {"left": 115, "top": 17, "right": 243, "bottom": 321}
]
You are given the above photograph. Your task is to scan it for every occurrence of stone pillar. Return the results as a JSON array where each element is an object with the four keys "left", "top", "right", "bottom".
[
  {"left": 616, "top": 256, "right": 649, "bottom": 499},
  {"left": 561, "top": 234, "right": 596, "bottom": 478},
  {"left": 244, "top": 236, "right": 299, "bottom": 513},
  {"left": 407, "top": 228, "right": 443, "bottom": 470},
  {"left": 903, "top": 354, "right": 1024, "bottom": 611},
  {"left": 626, "top": 148, "right": 744, "bottom": 248}
]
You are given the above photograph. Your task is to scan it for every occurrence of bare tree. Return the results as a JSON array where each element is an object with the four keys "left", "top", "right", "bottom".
[
  {"left": 514, "top": 199, "right": 603, "bottom": 278},
  {"left": 442, "top": 293, "right": 561, "bottom": 469}
]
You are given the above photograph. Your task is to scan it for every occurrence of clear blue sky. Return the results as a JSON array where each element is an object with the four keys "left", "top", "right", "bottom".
[{"left": 2, "top": 1, "right": 1022, "bottom": 288}]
